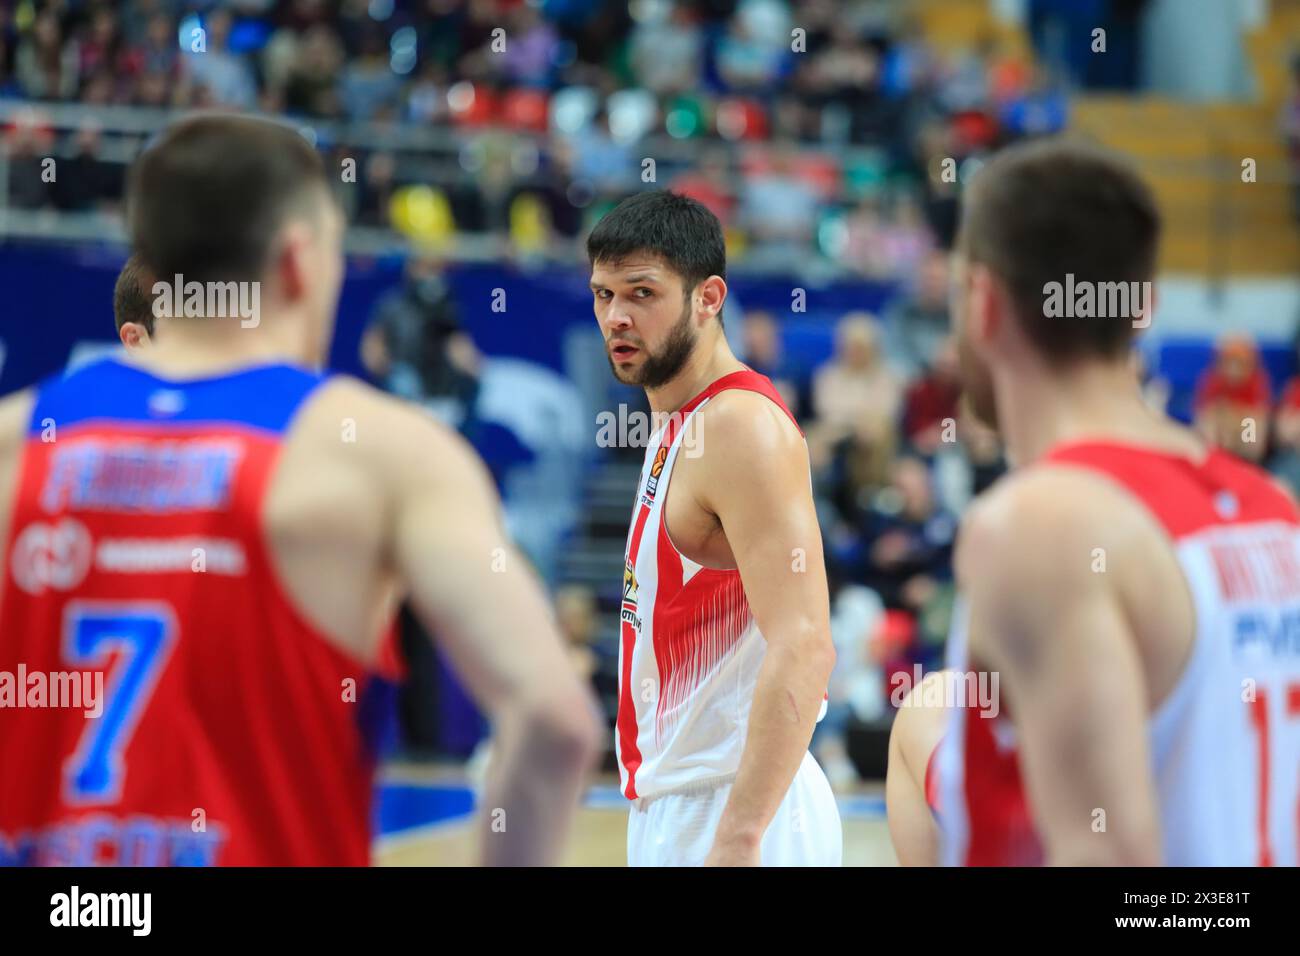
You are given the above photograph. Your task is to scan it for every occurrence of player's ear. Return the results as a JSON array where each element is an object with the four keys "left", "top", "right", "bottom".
[
  {"left": 697, "top": 275, "right": 727, "bottom": 324},
  {"left": 968, "top": 264, "right": 1005, "bottom": 348},
  {"left": 119, "top": 323, "right": 149, "bottom": 351},
  {"left": 274, "top": 220, "right": 314, "bottom": 304}
]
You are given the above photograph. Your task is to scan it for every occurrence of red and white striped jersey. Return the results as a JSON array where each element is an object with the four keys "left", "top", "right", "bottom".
[
  {"left": 936, "top": 440, "right": 1300, "bottom": 866},
  {"left": 614, "top": 369, "right": 818, "bottom": 800}
]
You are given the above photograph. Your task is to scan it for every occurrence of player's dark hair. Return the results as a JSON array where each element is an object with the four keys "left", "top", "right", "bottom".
[
  {"left": 587, "top": 190, "right": 727, "bottom": 321},
  {"left": 127, "top": 114, "right": 331, "bottom": 286},
  {"left": 957, "top": 136, "right": 1161, "bottom": 364},
  {"left": 113, "top": 254, "right": 155, "bottom": 335}
]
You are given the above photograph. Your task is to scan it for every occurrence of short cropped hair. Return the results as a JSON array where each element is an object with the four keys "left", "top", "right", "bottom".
[
  {"left": 957, "top": 136, "right": 1161, "bottom": 364},
  {"left": 113, "top": 254, "right": 155, "bottom": 335},
  {"left": 127, "top": 114, "right": 330, "bottom": 287}
]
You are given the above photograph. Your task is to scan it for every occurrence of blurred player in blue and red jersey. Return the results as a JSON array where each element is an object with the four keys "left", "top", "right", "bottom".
[{"left": 0, "top": 115, "right": 600, "bottom": 866}]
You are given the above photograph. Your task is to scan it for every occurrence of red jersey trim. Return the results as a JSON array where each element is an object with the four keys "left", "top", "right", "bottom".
[{"left": 1038, "top": 439, "right": 1299, "bottom": 539}]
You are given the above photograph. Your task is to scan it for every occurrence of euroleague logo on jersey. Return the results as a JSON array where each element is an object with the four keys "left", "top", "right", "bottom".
[
  {"left": 645, "top": 447, "right": 669, "bottom": 501},
  {"left": 10, "top": 518, "right": 93, "bottom": 596},
  {"left": 650, "top": 447, "right": 668, "bottom": 479}
]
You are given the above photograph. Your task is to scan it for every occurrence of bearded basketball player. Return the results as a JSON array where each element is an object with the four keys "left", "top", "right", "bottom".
[{"left": 588, "top": 191, "right": 841, "bottom": 867}]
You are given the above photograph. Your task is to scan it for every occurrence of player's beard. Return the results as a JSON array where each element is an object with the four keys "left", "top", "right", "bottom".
[
  {"left": 955, "top": 324, "right": 999, "bottom": 431},
  {"left": 608, "top": 297, "right": 698, "bottom": 389}
]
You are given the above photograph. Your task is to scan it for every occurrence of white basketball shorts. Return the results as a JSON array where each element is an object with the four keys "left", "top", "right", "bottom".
[{"left": 626, "top": 751, "right": 843, "bottom": 866}]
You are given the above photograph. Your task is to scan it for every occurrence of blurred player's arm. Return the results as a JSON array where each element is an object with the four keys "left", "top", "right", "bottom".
[
  {"left": 959, "top": 470, "right": 1162, "bottom": 866},
  {"left": 381, "top": 402, "right": 602, "bottom": 866},
  {"left": 694, "top": 391, "right": 836, "bottom": 865},
  {"left": 0, "top": 390, "right": 36, "bottom": 590},
  {"left": 886, "top": 672, "right": 948, "bottom": 866}
]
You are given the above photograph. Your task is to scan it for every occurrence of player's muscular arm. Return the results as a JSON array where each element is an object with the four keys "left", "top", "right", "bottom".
[
  {"left": 374, "top": 392, "right": 602, "bottom": 866},
  {"left": 959, "top": 470, "right": 1162, "bottom": 866},
  {"left": 0, "top": 390, "right": 36, "bottom": 593},
  {"left": 692, "top": 392, "right": 836, "bottom": 865}
]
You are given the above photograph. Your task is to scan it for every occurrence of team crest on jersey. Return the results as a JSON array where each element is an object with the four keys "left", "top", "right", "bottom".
[{"left": 10, "top": 518, "right": 93, "bottom": 596}]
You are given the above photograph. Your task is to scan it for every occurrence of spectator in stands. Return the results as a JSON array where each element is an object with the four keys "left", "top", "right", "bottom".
[
  {"left": 845, "top": 189, "right": 935, "bottom": 281},
  {"left": 810, "top": 313, "right": 902, "bottom": 487},
  {"left": 840, "top": 193, "right": 891, "bottom": 279},
  {"left": 281, "top": 23, "right": 343, "bottom": 118},
  {"left": 567, "top": 111, "right": 633, "bottom": 196},
  {"left": 629, "top": 0, "right": 703, "bottom": 95},
  {"left": 500, "top": 2, "right": 560, "bottom": 87},
  {"left": 1194, "top": 333, "right": 1271, "bottom": 463},
  {"left": 670, "top": 148, "right": 736, "bottom": 227},
  {"left": 360, "top": 251, "right": 481, "bottom": 427},
  {"left": 884, "top": 249, "right": 951, "bottom": 377},
  {"left": 185, "top": 8, "right": 257, "bottom": 108},
  {"left": 740, "top": 142, "right": 820, "bottom": 264},
  {"left": 340, "top": 25, "right": 404, "bottom": 121},
  {"left": 902, "top": 336, "right": 962, "bottom": 456},
  {"left": 740, "top": 310, "right": 803, "bottom": 416},
  {"left": 5, "top": 119, "right": 52, "bottom": 210},
  {"left": 846, "top": 455, "right": 957, "bottom": 617},
  {"left": 52, "top": 124, "right": 122, "bottom": 213},
  {"left": 355, "top": 151, "right": 398, "bottom": 228},
  {"left": 405, "top": 61, "right": 449, "bottom": 125},
  {"left": 77, "top": 7, "right": 122, "bottom": 89},
  {"left": 715, "top": 0, "right": 790, "bottom": 93},
  {"left": 554, "top": 584, "right": 616, "bottom": 730},
  {"left": 14, "top": 10, "right": 76, "bottom": 100},
  {"left": 129, "top": 13, "right": 183, "bottom": 89},
  {"left": 555, "top": 584, "right": 599, "bottom": 685}
]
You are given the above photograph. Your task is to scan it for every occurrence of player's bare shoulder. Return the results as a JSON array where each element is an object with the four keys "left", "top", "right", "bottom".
[
  {"left": 285, "top": 375, "right": 487, "bottom": 493},
  {"left": 0, "top": 389, "right": 36, "bottom": 586},
  {"left": 0, "top": 388, "right": 35, "bottom": 461},
  {"left": 956, "top": 464, "right": 1142, "bottom": 597},
  {"left": 690, "top": 386, "right": 806, "bottom": 476},
  {"left": 0, "top": 388, "right": 36, "bottom": 498}
]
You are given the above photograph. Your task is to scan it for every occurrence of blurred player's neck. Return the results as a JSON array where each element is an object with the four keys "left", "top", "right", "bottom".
[
  {"left": 995, "top": 354, "right": 1200, "bottom": 469},
  {"left": 645, "top": 325, "right": 745, "bottom": 416},
  {"left": 131, "top": 311, "right": 319, "bottom": 378}
]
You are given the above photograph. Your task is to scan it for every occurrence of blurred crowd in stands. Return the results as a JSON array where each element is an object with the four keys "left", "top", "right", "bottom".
[
  {"left": 0, "top": 0, "right": 1073, "bottom": 278},
  {"left": 3, "top": 0, "right": 1296, "bottom": 779}
]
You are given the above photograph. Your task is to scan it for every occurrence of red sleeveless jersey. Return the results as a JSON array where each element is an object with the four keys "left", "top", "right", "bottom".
[
  {"left": 0, "top": 358, "right": 400, "bottom": 866},
  {"left": 935, "top": 440, "right": 1300, "bottom": 866}
]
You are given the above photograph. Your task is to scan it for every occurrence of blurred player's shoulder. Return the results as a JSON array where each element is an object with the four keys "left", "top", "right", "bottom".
[
  {"left": 0, "top": 387, "right": 35, "bottom": 447},
  {"left": 284, "top": 373, "right": 494, "bottom": 494},
  {"left": 0, "top": 390, "right": 36, "bottom": 578},
  {"left": 955, "top": 464, "right": 1133, "bottom": 589}
]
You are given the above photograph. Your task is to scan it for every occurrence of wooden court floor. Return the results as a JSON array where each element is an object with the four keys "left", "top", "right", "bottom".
[{"left": 374, "top": 763, "right": 899, "bottom": 867}]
